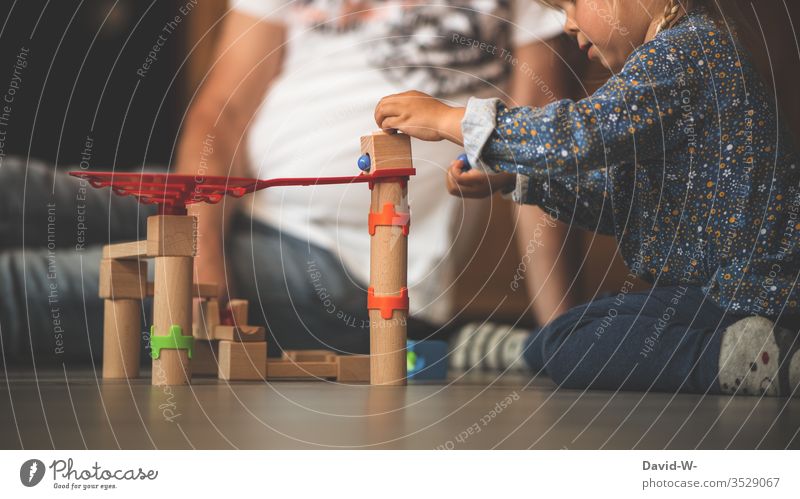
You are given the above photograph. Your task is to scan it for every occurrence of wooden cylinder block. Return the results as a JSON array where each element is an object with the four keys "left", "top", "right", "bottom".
[
  {"left": 362, "top": 131, "right": 412, "bottom": 386},
  {"left": 369, "top": 178, "right": 409, "bottom": 386},
  {"left": 151, "top": 255, "right": 193, "bottom": 385},
  {"left": 102, "top": 299, "right": 141, "bottom": 379}
]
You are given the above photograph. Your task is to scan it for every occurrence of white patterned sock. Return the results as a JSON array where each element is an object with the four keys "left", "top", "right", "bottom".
[
  {"left": 449, "top": 322, "right": 530, "bottom": 372},
  {"left": 449, "top": 322, "right": 484, "bottom": 371},
  {"left": 790, "top": 350, "right": 800, "bottom": 397},
  {"left": 718, "top": 316, "right": 799, "bottom": 397},
  {"left": 499, "top": 330, "right": 530, "bottom": 372}
]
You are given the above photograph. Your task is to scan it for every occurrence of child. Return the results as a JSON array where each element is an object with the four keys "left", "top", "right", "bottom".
[{"left": 373, "top": 0, "right": 800, "bottom": 397}]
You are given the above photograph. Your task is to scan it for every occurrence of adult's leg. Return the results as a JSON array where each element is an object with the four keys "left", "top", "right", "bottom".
[
  {"left": 534, "top": 286, "right": 743, "bottom": 394},
  {"left": 513, "top": 204, "right": 579, "bottom": 325},
  {"left": 0, "top": 246, "right": 105, "bottom": 365},
  {"left": 228, "top": 216, "right": 437, "bottom": 357},
  {"left": 0, "top": 157, "right": 151, "bottom": 249},
  {"left": 0, "top": 157, "right": 153, "bottom": 365}
]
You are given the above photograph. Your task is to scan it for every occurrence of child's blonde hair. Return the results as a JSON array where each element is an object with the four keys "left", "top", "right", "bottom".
[{"left": 655, "top": 0, "right": 684, "bottom": 33}]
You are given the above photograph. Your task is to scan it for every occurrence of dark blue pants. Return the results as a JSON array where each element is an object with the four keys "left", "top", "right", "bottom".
[{"left": 524, "top": 286, "right": 746, "bottom": 394}]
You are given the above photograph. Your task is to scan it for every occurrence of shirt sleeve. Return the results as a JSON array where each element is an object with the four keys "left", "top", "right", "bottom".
[
  {"left": 510, "top": 0, "right": 566, "bottom": 47},
  {"left": 461, "top": 36, "right": 699, "bottom": 232},
  {"left": 229, "top": 0, "right": 290, "bottom": 22},
  {"left": 514, "top": 167, "right": 617, "bottom": 234}
]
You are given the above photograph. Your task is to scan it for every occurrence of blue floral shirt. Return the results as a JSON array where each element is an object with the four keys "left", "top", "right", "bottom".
[{"left": 461, "top": 9, "right": 800, "bottom": 318}]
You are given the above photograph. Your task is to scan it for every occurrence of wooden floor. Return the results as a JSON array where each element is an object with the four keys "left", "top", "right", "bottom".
[{"left": 1, "top": 367, "right": 798, "bottom": 449}]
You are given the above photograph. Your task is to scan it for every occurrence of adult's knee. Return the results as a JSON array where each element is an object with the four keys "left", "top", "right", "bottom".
[{"left": 0, "top": 156, "right": 27, "bottom": 180}]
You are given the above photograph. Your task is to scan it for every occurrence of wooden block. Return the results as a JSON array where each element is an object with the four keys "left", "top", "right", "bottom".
[
  {"left": 193, "top": 298, "right": 220, "bottom": 340},
  {"left": 366, "top": 131, "right": 411, "bottom": 386},
  {"left": 192, "top": 340, "right": 219, "bottom": 377},
  {"left": 146, "top": 215, "right": 197, "bottom": 257},
  {"left": 360, "top": 131, "right": 412, "bottom": 171},
  {"left": 336, "top": 355, "right": 370, "bottom": 383},
  {"left": 214, "top": 324, "right": 265, "bottom": 342},
  {"left": 266, "top": 360, "right": 338, "bottom": 379},
  {"left": 218, "top": 341, "right": 266, "bottom": 381},
  {"left": 282, "top": 350, "right": 337, "bottom": 363},
  {"left": 102, "top": 240, "right": 148, "bottom": 260},
  {"left": 226, "top": 299, "right": 249, "bottom": 326},
  {"left": 192, "top": 282, "right": 218, "bottom": 298},
  {"left": 151, "top": 256, "right": 193, "bottom": 386},
  {"left": 99, "top": 259, "right": 147, "bottom": 299},
  {"left": 148, "top": 282, "right": 219, "bottom": 298},
  {"left": 102, "top": 299, "right": 141, "bottom": 379}
]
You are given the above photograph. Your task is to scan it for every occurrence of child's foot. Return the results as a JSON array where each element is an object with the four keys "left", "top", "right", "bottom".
[
  {"left": 449, "top": 322, "right": 530, "bottom": 372},
  {"left": 718, "top": 316, "right": 800, "bottom": 397}
]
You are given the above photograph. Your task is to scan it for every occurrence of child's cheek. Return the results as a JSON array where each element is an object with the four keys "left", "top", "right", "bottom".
[
  {"left": 575, "top": 3, "right": 631, "bottom": 71},
  {"left": 574, "top": 3, "right": 610, "bottom": 43}
]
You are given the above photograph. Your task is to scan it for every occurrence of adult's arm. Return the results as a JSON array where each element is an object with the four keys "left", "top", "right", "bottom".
[
  {"left": 508, "top": 36, "right": 580, "bottom": 323},
  {"left": 174, "top": 11, "right": 286, "bottom": 300}
]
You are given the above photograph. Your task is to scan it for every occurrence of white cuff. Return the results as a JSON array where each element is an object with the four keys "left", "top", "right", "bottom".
[
  {"left": 461, "top": 97, "right": 502, "bottom": 174},
  {"left": 508, "top": 174, "right": 531, "bottom": 204}
]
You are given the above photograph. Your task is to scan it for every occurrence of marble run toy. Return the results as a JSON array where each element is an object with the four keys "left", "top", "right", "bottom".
[{"left": 70, "top": 131, "right": 414, "bottom": 386}]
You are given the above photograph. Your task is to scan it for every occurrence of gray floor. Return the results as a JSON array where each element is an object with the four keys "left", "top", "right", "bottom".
[{"left": 1, "top": 367, "right": 798, "bottom": 449}]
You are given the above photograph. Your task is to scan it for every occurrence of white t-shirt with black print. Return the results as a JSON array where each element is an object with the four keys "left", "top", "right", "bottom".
[{"left": 230, "top": 0, "right": 564, "bottom": 324}]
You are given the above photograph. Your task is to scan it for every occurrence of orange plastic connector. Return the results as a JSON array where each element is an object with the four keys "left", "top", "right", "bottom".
[
  {"left": 368, "top": 203, "right": 410, "bottom": 236},
  {"left": 367, "top": 287, "right": 409, "bottom": 320}
]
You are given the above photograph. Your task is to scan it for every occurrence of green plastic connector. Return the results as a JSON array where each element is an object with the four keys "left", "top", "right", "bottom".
[
  {"left": 407, "top": 350, "right": 417, "bottom": 371},
  {"left": 149, "top": 325, "right": 194, "bottom": 360}
]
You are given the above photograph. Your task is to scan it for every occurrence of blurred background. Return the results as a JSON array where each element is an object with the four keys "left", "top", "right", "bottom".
[{"left": 0, "top": 0, "right": 797, "bottom": 333}]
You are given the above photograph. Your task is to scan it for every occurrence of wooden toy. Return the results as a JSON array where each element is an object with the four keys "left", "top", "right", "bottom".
[
  {"left": 264, "top": 352, "right": 370, "bottom": 382},
  {"left": 191, "top": 297, "right": 267, "bottom": 377},
  {"left": 71, "top": 131, "right": 415, "bottom": 386},
  {"left": 192, "top": 339, "right": 219, "bottom": 377},
  {"left": 147, "top": 215, "right": 197, "bottom": 386},
  {"left": 193, "top": 298, "right": 220, "bottom": 341},
  {"left": 102, "top": 240, "right": 147, "bottom": 260},
  {"left": 191, "top": 297, "right": 220, "bottom": 376},
  {"left": 336, "top": 354, "right": 371, "bottom": 383},
  {"left": 225, "top": 299, "right": 249, "bottom": 327},
  {"left": 361, "top": 131, "right": 411, "bottom": 386},
  {"left": 98, "top": 218, "right": 198, "bottom": 385},
  {"left": 266, "top": 349, "right": 338, "bottom": 379},
  {"left": 266, "top": 359, "right": 338, "bottom": 379},
  {"left": 209, "top": 297, "right": 268, "bottom": 380},
  {"left": 282, "top": 350, "right": 338, "bottom": 362},
  {"left": 218, "top": 340, "right": 267, "bottom": 381},
  {"left": 98, "top": 258, "right": 147, "bottom": 379},
  {"left": 191, "top": 283, "right": 219, "bottom": 298},
  {"left": 98, "top": 259, "right": 147, "bottom": 300},
  {"left": 214, "top": 324, "right": 265, "bottom": 342},
  {"left": 101, "top": 299, "right": 142, "bottom": 379}
]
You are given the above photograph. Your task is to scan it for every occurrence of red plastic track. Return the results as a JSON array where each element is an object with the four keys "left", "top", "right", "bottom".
[
  {"left": 367, "top": 287, "right": 409, "bottom": 320},
  {"left": 68, "top": 168, "right": 415, "bottom": 215},
  {"left": 368, "top": 203, "right": 410, "bottom": 236}
]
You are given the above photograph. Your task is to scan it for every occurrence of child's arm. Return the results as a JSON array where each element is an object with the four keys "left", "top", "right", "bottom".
[
  {"left": 374, "top": 90, "right": 465, "bottom": 143},
  {"left": 444, "top": 157, "right": 516, "bottom": 198},
  {"left": 376, "top": 37, "right": 699, "bottom": 221},
  {"left": 520, "top": 167, "right": 617, "bottom": 235},
  {"left": 374, "top": 90, "right": 517, "bottom": 198},
  {"left": 463, "top": 38, "right": 698, "bottom": 177}
]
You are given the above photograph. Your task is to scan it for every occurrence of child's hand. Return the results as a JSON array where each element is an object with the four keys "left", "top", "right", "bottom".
[
  {"left": 374, "top": 90, "right": 464, "bottom": 144},
  {"left": 446, "top": 157, "right": 516, "bottom": 198}
]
